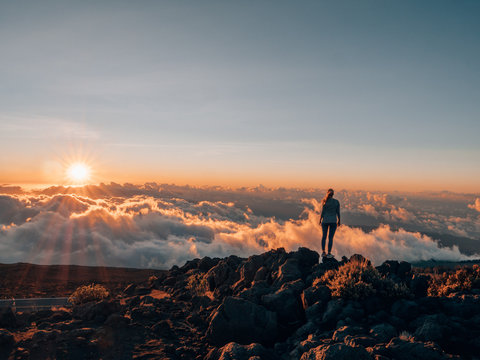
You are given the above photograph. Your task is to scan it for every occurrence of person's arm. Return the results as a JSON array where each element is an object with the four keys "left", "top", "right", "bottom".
[
  {"left": 336, "top": 200, "right": 341, "bottom": 226},
  {"left": 320, "top": 205, "right": 325, "bottom": 224}
]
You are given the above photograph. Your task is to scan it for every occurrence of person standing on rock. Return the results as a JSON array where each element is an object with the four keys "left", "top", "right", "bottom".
[{"left": 319, "top": 188, "right": 341, "bottom": 258}]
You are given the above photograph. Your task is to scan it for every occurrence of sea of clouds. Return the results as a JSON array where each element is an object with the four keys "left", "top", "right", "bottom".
[{"left": 0, "top": 183, "right": 479, "bottom": 268}]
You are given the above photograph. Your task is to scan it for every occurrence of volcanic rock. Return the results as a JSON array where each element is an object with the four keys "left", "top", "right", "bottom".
[
  {"left": 72, "top": 299, "right": 122, "bottom": 323},
  {"left": 205, "top": 342, "right": 276, "bottom": 360},
  {"left": 383, "top": 337, "right": 456, "bottom": 360},
  {"left": 0, "top": 307, "right": 16, "bottom": 329},
  {"left": 206, "top": 296, "right": 278, "bottom": 346},
  {"left": 300, "top": 343, "right": 372, "bottom": 360}
]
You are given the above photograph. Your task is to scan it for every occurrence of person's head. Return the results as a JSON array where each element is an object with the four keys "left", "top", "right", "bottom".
[{"left": 322, "top": 188, "right": 334, "bottom": 206}]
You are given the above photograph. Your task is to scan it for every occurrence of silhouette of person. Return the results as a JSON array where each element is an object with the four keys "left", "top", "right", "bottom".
[{"left": 319, "top": 188, "right": 341, "bottom": 258}]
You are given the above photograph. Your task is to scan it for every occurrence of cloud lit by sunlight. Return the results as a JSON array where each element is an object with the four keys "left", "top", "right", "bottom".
[{"left": 0, "top": 183, "right": 478, "bottom": 269}]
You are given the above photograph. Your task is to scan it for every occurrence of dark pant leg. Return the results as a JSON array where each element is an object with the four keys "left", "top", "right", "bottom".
[
  {"left": 327, "top": 223, "right": 337, "bottom": 253},
  {"left": 321, "top": 223, "right": 329, "bottom": 251}
]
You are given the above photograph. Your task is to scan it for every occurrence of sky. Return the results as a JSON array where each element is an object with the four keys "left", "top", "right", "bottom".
[{"left": 1, "top": 0, "right": 479, "bottom": 192}]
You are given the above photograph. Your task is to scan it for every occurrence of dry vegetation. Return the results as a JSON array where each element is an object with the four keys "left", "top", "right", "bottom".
[
  {"left": 427, "top": 264, "right": 480, "bottom": 297},
  {"left": 68, "top": 283, "right": 110, "bottom": 305},
  {"left": 318, "top": 257, "right": 410, "bottom": 300}
]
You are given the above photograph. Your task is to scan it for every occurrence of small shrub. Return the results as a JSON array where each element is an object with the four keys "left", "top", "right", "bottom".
[
  {"left": 320, "top": 258, "right": 410, "bottom": 300},
  {"left": 68, "top": 283, "right": 109, "bottom": 305},
  {"left": 186, "top": 273, "right": 210, "bottom": 296},
  {"left": 399, "top": 330, "right": 412, "bottom": 341},
  {"left": 427, "top": 265, "right": 480, "bottom": 297}
]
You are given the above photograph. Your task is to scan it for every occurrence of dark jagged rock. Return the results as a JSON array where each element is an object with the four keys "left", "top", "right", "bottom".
[
  {"left": 72, "top": 299, "right": 122, "bottom": 323},
  {"left": 291, "top": 247, "right": 320, "bottom": 275},
  {"left": 198, "top": 256, "right": 220, "bottom": 272},
  {"left": 321, "top": 256, "right": 340, "bottom": 270},
  {"left": 237, "top": 280, "right": 271, "bottom": 303},
  {"left": 391, "top": 299, "right": 419, "bottom": 321},
  {"left": 235, "top": 254, "right": 264, "bottom": 288},
  {"left": 343, "top": 334, "right": 377, "bottom": 348},
  {"left": 205, "top": 257, "right": 241, "bottom": 293},
  {"left": 376, "top": 260, "right": 412, "bottom": 281},
  {"left": 301, "top": 284, "right": 331, "bottom": 310},
  {"left": 369, "top": 323, "right": 397, "bottom": 343},
  {"left": 206, "top": 296, "right": 278, "bottom": 346},
  {"left": 0, "top": 329, "right": 15, "bottom": 359},
  {"left": 382, "top": 337, "right": 458, "bottom": 360},
  {"left": 274, "top": 258, "right": 302, "bottom": 286},
  {"left": 205, "top": 342, "right": 276, "bottom": 360},
  {"left": 262, "top": 279, "right": 305, "bottom": 327},
  {"left": 332, "top": 325, "right": 365, "bottom": 342},
  {"left": 123, "top": 283, "right": 136, "bottom": 296},
  {"left": 410, "top": 274, "right": 430, "bottom": 297},
  {"left": 0, "top": 307, "right": 16, "bottom": 329},
  {"left": 300, "top": 343, "right": 372, "bottom": 360},
  {"left": 4, "top": 247, "right": 479, "bottom": 359},
  {"left": 322, "top": 299, "right": 344, "bottom": 327}
]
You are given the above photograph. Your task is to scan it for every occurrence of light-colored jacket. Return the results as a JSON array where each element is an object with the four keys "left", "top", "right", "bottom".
[{"left": 321, "top": 198, "right": 340, "bottom": 224}]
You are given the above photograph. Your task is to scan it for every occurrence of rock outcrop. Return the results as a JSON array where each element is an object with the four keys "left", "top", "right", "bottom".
[{"left": 2, "top": 247, "right": 480, "bottom": 359}]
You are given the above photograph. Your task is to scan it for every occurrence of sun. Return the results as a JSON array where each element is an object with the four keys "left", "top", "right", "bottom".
[{"left": 66, "top": 162, "right": 91, "bottom": 184}]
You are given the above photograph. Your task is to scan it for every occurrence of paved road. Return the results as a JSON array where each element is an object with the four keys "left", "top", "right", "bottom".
[{"left": 0, "top": 297, "right": 70, "bottom": 311}]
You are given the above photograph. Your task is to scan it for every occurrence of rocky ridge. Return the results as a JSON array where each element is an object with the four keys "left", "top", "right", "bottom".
[{"left": 1, "top": 247, "right": 480, "bottom": 359}]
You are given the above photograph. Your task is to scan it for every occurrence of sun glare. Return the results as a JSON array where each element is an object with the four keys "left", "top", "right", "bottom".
[{"left": 66, "top": 163, "right": 91, "bottom": 184}]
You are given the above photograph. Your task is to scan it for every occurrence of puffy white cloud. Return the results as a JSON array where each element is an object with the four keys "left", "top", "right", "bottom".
[
  {"left": 0, "top": 184, "right": 478, "bottom": 268},
  {"left": 469, "top": 198, "right": 480, "bottom": 212}
]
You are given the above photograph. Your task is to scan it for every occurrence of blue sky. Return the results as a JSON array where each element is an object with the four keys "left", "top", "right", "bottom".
[{"left": 0, "top": 0, "right": 479, "bottom": 191}]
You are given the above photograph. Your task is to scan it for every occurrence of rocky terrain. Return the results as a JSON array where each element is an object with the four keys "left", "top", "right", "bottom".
[
  {"left": 1, "top": 247, "right": 480, "bottom": 359},
  {"left": 0, "top": 263, "right": 165, "bottom": 299}
]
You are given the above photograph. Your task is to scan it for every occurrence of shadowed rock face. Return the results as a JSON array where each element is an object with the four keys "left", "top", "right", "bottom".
[
  {"left": 206, "top": 296, "right": 278, "bottom": 346},
  {"left": 2, "top": 247, "right": 480, "bottom": 359}
]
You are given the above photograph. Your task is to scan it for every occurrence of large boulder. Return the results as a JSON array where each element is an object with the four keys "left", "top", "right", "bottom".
[
  {"left": 262, "top": 248, "right": 288, "bottom": 272},
  {"left": 410, "top": 274, "right": 430, "bottom": 298},
  {"left": 237, "top": 280, "right": 271, "bottom": 304},
  {"left": 235, "top": 255, "right": 264, "bottom": 288},
  {"left": 412, "top": 314, "right": 448, "bottom": 343},
  {"left": 337, "top": 301, "right": 364, "bottom": 323},
  {"left": 291, "top": 247, "right": 320, "bottom": 275},
  {"left": 301, "top": 285, "right": 331, "bottom": 310},
  {"left": 321, "top": 256, "right": 340, "bottom": 270},
  {"left": 205, "top": 342, "right": 276, "bottom": 360},
  {"left": 376, "top": 260, "right": 411, "bottom": 281},
  {"left": 0, "top": 329, "right": 14, "bottom": 359},
  {"left": 206, "top": 257, "right": 242, "bottom": 292},
  {"left": 384, "top": 337, "right": 453, "bottom": 360},
  {"left": 332, "top": 326, "right": 365, "bottom": 342},
  {"left": 322, "top": 299, "right": 344, "bottom": 327},
  {"left": 300, "top": 343, "right": 372, "bottom": 360},
  {"left": 206, "top": 297, "right": 278, "bottom": 346},
  {"left": 369, "top": 323, "right": 397, "bottom": 343},
  {"left": 0, "top": 307, "right": 16, "bottom": 329},
  {"left": 72, "top": 299, "right": 122, "bottom": 323},
  {"left": 262, "top": 280, "right": 305, "bottom": 326},
  {"left": 391, "top": 299, "right": 419, "bottom": 321},
  {"left": 274, "top": 258, "right": 302, "bottom": 286},
  {"left": 198, "top": 256, "right": 220, "bottom": 272}
]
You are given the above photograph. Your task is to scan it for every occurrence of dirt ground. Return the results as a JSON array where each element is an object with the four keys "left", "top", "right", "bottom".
[{"left": 0, "top": 262, "right": 165, "bottom": 298}]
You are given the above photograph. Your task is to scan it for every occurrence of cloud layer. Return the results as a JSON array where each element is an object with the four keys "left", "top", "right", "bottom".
[{"left": 0, "top": 184, "right": 479, "bottom": 268}]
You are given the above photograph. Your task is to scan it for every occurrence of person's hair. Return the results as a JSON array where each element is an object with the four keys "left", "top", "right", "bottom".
[{"left": 322, "top": 188, "right": 334, "bottom": 207}]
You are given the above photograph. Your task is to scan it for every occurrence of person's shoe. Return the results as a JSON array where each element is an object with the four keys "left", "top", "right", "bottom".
[
  {"left": 322, "top": 251, "right": 327, "bottom": 257},
  {"left": 327, "top": 253, "right": 334, "bottom": 258}
]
